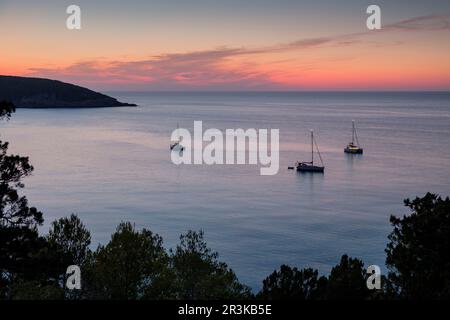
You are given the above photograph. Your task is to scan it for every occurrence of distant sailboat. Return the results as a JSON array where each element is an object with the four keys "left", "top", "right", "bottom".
[
  {"left": 344, "top": 120, "right": 363, "bottom": 154},
  {"left": 296, "top": 130, "right": 325, "bottom": 173},
  {"left": 170, "top": 123, "right": 185, "bottom": 152}
]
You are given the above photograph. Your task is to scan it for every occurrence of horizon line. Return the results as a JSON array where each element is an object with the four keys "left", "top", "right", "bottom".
[{"left": 103, "top": 90, "right": 450, "bottom": 93}]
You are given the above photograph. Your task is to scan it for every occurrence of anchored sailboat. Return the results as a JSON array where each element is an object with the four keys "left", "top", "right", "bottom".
[
  {"left": 296, "top": 130, "right": 325, "bottom": 173},
  {"left": 170, "top": 123, "right": 185, "bottom": 152},
  {"left": 344, "top": 120, "right": 363, "bottom": 154}
]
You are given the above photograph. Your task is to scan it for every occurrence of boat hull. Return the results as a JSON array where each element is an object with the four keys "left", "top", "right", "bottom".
[
  {"left": 344, "top": 147, "right": 363, "bottom": 154},
  {"left": 297, "top": 164, "right": 324, "bottom": 173}
]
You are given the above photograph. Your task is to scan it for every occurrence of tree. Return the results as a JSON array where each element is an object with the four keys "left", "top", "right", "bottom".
[
  {"left": 0, "top": 101, "right": 46, "bottom": 298},
  {"left": 171, "top": 230, "right": 251, "bottom": 299},
  {"left": 45, "top": 214, "right": 92, "bottom": 299},
  {"left": 9, "top": 280, "right": 64, "bottom": 300},
  {"left": 0, "top": 101, "right": 15, "bottom": 121},
  {"left": 257, "top": 265, "right": 327, "bottom": 300},
  {"left": 0, "top": 143, "right": 42, "bottom": 228},
  {"left": 325, "top": 255, "right": 370, "bottom": 300},
  {"left": 386, "top": 193, "right": 450, "bottom": 299},
  {"left": 0, "top": 100, "right": 43, "bottom": 230},
  {"left": 86, "top": 222, "right": 170, "bottom": 299},
  {"left": 47, "top": 214, "right": 91, "bottom": 266}
]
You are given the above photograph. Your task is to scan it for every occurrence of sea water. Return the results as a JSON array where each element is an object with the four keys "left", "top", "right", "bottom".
[{"left": 2, "top": 91, "right": 450, "bottom": 290}]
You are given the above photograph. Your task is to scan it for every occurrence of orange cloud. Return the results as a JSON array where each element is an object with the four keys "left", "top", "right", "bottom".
[{"left": 17, "top": 14, "right": 450, "bottom": 91}]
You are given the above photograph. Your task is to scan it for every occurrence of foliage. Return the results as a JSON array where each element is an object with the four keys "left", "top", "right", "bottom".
[
  {"left": 47, "top": 213, "right": 91, "bottom": 266},
  {"left": 258, "top": 255, "right": 370, "bottom": 300},
  {"left": 9, "top": 280, "right": 64, "bottom": 300},
  {"left": 171, "top": 230, "right": 252, "bottom": 299},
  {"left": 0, "top": 101, "right": 46, "bottom": 298},
  {"left": 325, "top": 254, "right": 370, "bottom": 300},
  {"left": 386, "top": 193, "right": 450, "bottom": 299},
  {"left": 258, "top": 265, "right": 326, "bottom": 300},
  {"left": 0, "top": 101, "right": 15, "bottom": 121},
  {"left": 85, "top": 222, "right": 169, "bottom": 299}
]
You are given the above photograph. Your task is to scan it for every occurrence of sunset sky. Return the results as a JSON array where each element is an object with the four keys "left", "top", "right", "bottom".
[{"left": 1, "top": 0, "right": 450, "bottom": 91}]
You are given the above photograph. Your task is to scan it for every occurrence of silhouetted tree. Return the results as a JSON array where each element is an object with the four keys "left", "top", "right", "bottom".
[
  {"left": 0, "top": 137, "right": 42, "bottom": 228},
  {"left": 45, "top": 214, "right": 92, "bottom": 299},
  {"left": 258, "top": 255, "right": 371, "bottom": 300},
  {"left": 171, "top": 230, "right": 251, "bottom": 299},
  {"left": 386, "top": 193, "right": 450, "bottom": 299},
  {"left": 9, "top": 280, "right": 64, "bottom": 300},
  {"left": 0, "top": 101, "right": 47, "bottom": 298},
  {"left": 47, "top": 214, "right": 91, "bottom": 266},
  {"left": 85, "top": 222, "right": 170, "bottom": 299},
  {"left": 325, "top": 254, "right": 370, "bottom": 300},
  {"left": 0, "top": 101, "right": 15, "bottom": 121},
  {"left": 257, "top": 265, "right": 327, "bottom": 300}
]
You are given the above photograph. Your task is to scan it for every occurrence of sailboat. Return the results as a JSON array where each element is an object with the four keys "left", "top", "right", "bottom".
[
  {"left": 170, "top": 123, "right": 185, "bottom": 152},
  {"left": 296, "top": 130, "right": 325, "bottom": 173},
  {"left": 344, "top": 120, "right": 363, "bottom": 154}
]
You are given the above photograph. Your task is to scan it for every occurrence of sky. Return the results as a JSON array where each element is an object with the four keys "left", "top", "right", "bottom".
[{"left": 1, "top": 0, "right": 450, "bottom": 91}]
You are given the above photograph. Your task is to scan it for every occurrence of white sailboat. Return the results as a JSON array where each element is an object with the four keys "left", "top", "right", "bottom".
[{"left": 344, "top": 120, "right": 363, "bottom": 154}]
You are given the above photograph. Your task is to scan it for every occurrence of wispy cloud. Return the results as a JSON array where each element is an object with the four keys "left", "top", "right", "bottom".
[
  {"left": 27, "top": 14, "right": 450, "bottom": 90},
  {"left": 384, "top": 14, "right": 450, "bottom": 31}
]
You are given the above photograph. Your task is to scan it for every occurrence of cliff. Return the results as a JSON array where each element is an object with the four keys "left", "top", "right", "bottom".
[{"left": 0, "top": 75, "right": 136, "bottom": 108}]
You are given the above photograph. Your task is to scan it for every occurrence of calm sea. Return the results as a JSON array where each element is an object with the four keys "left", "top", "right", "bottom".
[{"left": 2, "top": 92, "right": 450, "bottom": 290}]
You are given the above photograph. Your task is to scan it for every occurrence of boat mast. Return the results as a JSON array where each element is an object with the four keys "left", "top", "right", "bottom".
[
  {"left": 311, "top": 129, "right": 314, "bottom": 165},
  {"left": 352, "top": 120, "right": 355, "bottom": 145}
]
